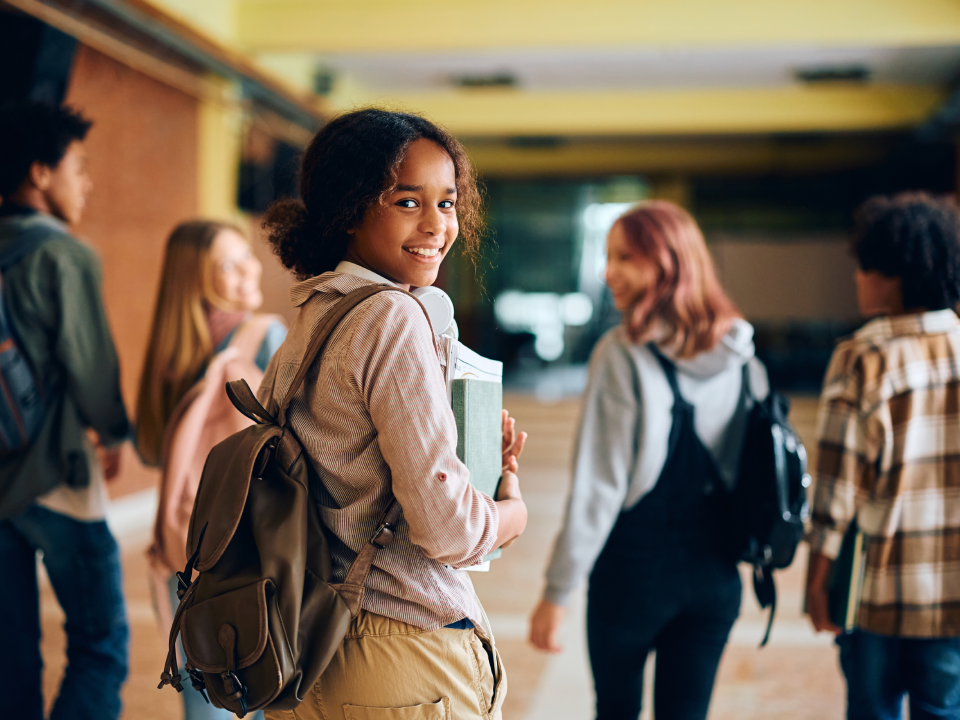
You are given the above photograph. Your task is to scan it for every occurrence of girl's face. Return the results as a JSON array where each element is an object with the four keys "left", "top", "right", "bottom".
[
  {"left": 208, "top": 229, "right": 263, "bottom": 312},
  {"left": 345, "top": 138, "right": 459, "bottom": 291},
  {"left": 604, "top": 222, "right": 658, "bottom": 312}
]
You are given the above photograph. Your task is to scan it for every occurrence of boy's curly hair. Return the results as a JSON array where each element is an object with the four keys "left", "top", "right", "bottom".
[
  {"left": 852, "top": 192, "right": 960, "bottom": 311},
  {"left": 0, "top": 101, "right": 91, "bottom": 198}
]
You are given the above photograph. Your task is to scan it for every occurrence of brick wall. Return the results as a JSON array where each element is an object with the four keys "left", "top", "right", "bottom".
[{"left": 66, "top": 44, "right": 199, "bottom": 497}]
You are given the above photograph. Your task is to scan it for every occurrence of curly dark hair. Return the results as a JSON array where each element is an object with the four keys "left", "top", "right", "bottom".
[
  {"left": 0, "top": 101, "right": 92, "bottom": 198},
  {"left": 852, "top": 192, "right": 960, "bottom": 312},
  {"left": 262, "top": 108, "right": 483, "bottom": 280}
]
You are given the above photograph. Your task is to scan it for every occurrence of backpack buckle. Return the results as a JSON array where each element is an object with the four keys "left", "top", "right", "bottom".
[
  {"left": 175, "top": 571, "right": 192, "bottom": 599},
  {"left": 223, "top": 670, "right": 245, "bottom": 696},
  {"left": 186, "top": 667, "right": 210, "bottom": 704},
  {"left": 221, "top": 671, "right": 248, "bottom": 716},
  {"left": 371, "top": 521, "right": 396, "bottom": 549}
]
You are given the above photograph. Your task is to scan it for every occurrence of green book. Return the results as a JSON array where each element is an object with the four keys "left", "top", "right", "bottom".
[
  {"left": 828, "top": 520, "right": 867, "bottom": 631},
  {"left": 451, "top": 378, "right": 503, "bottom": 561}
]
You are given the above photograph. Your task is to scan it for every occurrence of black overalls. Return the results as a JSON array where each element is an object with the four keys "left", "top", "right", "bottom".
[{"left": 586, "top": 348, "right": 742, "bottom": 720}]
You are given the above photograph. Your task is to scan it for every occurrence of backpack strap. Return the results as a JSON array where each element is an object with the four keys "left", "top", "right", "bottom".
[
  {"left": 741, "top": 361, "right": 754, "bottom": 402},
  {"left": 741, "top": 358, "right": 789, "bottom": 648},
  {"left": 753, "top": 565, "right": 777, "bottom": 647},
  {"left": 225, "top": 381, "right": 276, "bottom": 425},
  {"left": 646, "top": 342, "right": 689, "bottom": 407},
  {"left": 272, "top": 283, "right": 432, "bottom": 616},
  {"left": 338, "top": 499, "right": 404, "bottom": 616},
  {"left": 158, "top": 524, "right": 208, "bottom": 695},
  {"left": 276, "top": 284, "right": 432, "bottom": 426},
  {"left": 226, "top": 313, "right": 283, "bottom": 362},
  {"left": 0, "top": 219, "right": 61, "bottom": 271}
]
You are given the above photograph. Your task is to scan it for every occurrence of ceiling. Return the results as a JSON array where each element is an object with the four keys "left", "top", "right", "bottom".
[
  {"left": 307, "top": 45, "right": 960, "bottom": 93},
  {"left": 233, "top": 0, "right": 960, "bottom": 53},
  {"left": 146, "top": 0, "right": 960, "bottom": 176}
]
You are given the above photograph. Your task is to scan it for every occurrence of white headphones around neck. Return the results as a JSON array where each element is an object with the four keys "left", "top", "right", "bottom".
[{"left": 411, "top": 286, "right": 458, "bottom": 340}]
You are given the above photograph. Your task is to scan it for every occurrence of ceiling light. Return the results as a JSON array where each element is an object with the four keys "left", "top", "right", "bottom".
[
  {"left": 795, "top": 65, "right": 871, "bottom": 84},
  {"left": 453, "top": 72, "right": 517, "bottom": 89}
]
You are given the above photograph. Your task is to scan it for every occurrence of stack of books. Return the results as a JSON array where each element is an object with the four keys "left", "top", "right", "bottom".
[
  {"left": 447, "top": 342, "right": 504, "bottom": 571},
  {"left": 828, "top": 520, "right": 867, "bottom": 631}
]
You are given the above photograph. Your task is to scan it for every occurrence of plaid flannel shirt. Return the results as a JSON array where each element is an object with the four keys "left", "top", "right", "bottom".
[{"left": 809, "top": 309, "right": 960, "bottom": 638}]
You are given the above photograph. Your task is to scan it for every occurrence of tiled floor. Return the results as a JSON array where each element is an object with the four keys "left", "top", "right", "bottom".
[{"left": 38, "top": 393, "right": 846, "bottom": 719}]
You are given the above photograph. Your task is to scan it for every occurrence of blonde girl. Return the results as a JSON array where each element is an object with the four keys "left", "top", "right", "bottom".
[{"left": 139, "top": 220, "right": 285, "bottom": 720}]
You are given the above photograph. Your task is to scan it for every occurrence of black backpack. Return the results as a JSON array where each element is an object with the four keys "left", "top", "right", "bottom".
[{"left": 731, "top": 364, "right": 810, "bottom": 646}]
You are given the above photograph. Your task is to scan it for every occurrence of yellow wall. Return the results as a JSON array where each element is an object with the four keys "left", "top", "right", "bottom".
[
  {"left": 145, "top": 0, "right": 236, "bottom": 44},
  {"left": 236, "top": 0, "right": 960, "bottom": 52},
  {"left": 197, "top": 77, "right": 243, "bottom": 219},
  {"left": 463, "top": 135, "right": 895, "bottom": 178},
  {"left": 377, "top": 85, "right": 944, "bottom": 138}
]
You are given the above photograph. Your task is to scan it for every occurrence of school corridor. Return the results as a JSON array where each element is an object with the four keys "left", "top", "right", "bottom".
[
  {"left": 35, "top": 393, "right": 842, "bottom": 720},
  {"left": 6, "top": 1, "right": 959, "bottom": 718}
]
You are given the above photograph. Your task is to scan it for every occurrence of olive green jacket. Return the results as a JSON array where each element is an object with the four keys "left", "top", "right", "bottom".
[{"left": 0, "top": 212, "right": 129, "bottom": 519}]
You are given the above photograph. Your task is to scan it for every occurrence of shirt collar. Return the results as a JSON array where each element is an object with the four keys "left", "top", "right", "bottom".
[
  {"left": 289, "top": 265, "right": 394, "bottom": 308},
  {"left": 855, "top": 309, "right": 960, "bottom": 343},
  {"left": 0, "top": 202, "right": 38, "bottom": 219},
  {"left": 334, "top": 261, "right": 396, "bottom": 286}
]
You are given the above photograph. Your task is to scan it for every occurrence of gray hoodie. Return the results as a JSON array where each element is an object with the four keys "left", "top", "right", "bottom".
[{"left": 543, "top": 319, "right": 768, "bottom": 605}]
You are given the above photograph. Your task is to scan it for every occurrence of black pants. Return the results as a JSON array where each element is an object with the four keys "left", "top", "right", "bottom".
[
  {"left": 586, "top": 548, "right": 741, "bottom": 720},
  {"left": 587, "top": 347, "right": 743, "bottom": 720}
]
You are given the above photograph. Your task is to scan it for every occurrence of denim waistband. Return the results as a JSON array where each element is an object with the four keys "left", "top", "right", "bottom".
[{"left": 443, "top": 618, "right": 475, "bottom": 630}]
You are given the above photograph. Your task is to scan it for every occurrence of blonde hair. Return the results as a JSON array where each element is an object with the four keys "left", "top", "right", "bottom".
[
  {"left": 135, "top": 220, "right": 245, "bottom": 465},
  {"left": 617, "top": 201, "right": 740, "bottom": 358}
]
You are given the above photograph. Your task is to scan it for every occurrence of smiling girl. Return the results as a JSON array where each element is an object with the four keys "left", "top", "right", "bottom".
[{"left": 258, "top": 109, "right": 526, "bottom": 720}]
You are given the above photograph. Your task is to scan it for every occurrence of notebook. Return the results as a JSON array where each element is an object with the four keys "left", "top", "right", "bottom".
[
  {"left": 448, "top": 342, "right": 504, "bottom": 568},
  {"left": 828, "top": 520, "right": 867, "bottom": 631}
]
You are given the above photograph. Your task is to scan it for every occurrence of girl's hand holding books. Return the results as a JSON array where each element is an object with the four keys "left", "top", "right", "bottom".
[
  {"left": 502, "top": 409, "right": 528, "bottom": 474},
  {"left": 495, "top": 471, "right": 526, "bottom": 549}
]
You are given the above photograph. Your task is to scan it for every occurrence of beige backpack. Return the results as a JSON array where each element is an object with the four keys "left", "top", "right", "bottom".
[{"left": 149, "top": 316, "right": 281, "bottom": 575}]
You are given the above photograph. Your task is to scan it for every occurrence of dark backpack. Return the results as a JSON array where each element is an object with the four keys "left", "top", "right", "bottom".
[
  {"left": 731, "top": 364, "right": 810, "bottom": 646},
  {"left": 0, "top": 226, "right": 56, "bottom": 455},
  {"left": 159, "top": 285, "right": 421, "bottom": 717}
]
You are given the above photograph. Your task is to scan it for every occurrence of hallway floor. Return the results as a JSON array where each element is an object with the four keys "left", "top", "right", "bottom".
[{"left": 39, "top": 393, "right": 846, "bottom": 719}]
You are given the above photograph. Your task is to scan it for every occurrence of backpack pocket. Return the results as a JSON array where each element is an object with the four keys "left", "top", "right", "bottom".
[{"left": 181, "top": 579, "right": 293, "bottom": 714}]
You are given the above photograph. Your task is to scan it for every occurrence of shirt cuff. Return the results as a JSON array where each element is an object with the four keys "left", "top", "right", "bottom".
[{"left": 806, "top": 524, "right": 845, "bottom": 560}]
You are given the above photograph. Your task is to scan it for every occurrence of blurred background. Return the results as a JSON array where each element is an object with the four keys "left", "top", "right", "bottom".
[{"left": 2, "top": 1, "right": 959, "bottom": 718}]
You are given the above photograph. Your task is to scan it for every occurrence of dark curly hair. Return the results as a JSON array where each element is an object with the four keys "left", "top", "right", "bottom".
[
  {"left": 0, "top": 101, "right": 92, "bottom": 198},
  {"left": 262, "top": 108, "right": 483, "bottom": 280},
  {"left": 852, "top": 192, "right": 960, "bottom": 312}
]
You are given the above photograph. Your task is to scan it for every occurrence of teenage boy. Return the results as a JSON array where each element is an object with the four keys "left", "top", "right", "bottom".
[
  {"left": 805, "top": 192, "right": 960, "bottom": 719},
  {"left": 0, "top": 101, "right": 131, "bottom": 720}
]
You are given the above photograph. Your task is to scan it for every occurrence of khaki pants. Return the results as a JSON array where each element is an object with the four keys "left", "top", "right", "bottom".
[{"left": 266, "top": 611, "right": 507, "bottom": 720}]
